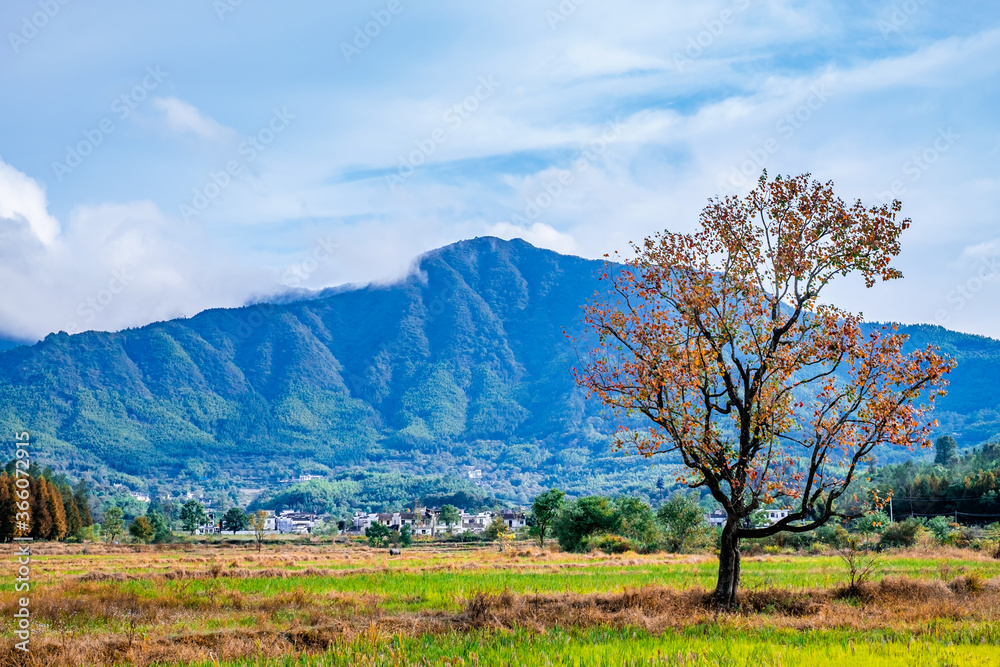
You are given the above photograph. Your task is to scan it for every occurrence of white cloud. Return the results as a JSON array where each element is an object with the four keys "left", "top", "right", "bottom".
[
  {"left": 0, "top": 196, "right": 268, "bottom": 341},
  {"left": 486, "top": 222, "right": 579, "bottom": 255},
  {"left": 154, "top": 97, "right": 234, "bottom": 142},
  {"left": 0, "top": 158, "right": 60, "bottom": 245}
]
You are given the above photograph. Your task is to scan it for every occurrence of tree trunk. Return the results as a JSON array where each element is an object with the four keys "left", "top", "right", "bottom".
[{"left": 713, "top": 522, "right": 741, "bottom": 608}]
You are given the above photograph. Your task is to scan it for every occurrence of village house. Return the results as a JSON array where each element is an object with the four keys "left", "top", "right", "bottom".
[
  {"left": 706, "top": 510, "right": 727, "bottom": 527},
  {"left": 765, "top": 509, "right": 789, "bottom": 524},
  {"left": 351, "top": 508, "right": 529, "bottom": 536},
  {"left": 276, "top": 511, "right": 321, "bottom": 534},
  {"left": 501, "top": 510, "right": 526, "bottom": 530}
]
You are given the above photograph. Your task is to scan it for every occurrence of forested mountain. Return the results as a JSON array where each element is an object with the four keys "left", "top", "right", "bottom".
[
  {"left": 0, "top": 339, "right": 25, "bottom": 352},
  {"left": 0, "top": 237, "right": 997, "bottom": 506}
]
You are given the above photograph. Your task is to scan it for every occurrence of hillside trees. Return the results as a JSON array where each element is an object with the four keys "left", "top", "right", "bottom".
[{"left": 575, "top": 173, "right": 953, "bottom": 607}]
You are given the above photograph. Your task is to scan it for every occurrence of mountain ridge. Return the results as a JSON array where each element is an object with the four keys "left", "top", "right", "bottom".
[{"left": 0, "top": 237, "right": 997, "bottom": 505}]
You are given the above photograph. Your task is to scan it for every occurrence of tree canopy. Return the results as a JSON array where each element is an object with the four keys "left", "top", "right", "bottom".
[{"left": 575, "top": 173, "right": 953, "bottom": 606}]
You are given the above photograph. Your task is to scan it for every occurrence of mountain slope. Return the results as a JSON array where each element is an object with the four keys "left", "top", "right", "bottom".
[{"left": 0, "top": 237, "right": 997, "bottom": 503}]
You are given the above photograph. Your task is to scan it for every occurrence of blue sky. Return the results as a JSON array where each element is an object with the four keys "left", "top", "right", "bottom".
[{"left": 1, "top": 0, "right": 998, "bottom": 340}]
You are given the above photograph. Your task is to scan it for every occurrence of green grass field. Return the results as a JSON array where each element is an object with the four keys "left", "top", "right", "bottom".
[{"left": 187, "top": 626, "right": 1000, "bottom": 667}]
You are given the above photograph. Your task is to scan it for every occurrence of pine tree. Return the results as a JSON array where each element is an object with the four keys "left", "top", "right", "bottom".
[
  {"left": 31, "top": 477, "right": 53, "bottom": 540},
  {"left": 0, "top": 473, "right": 15, "bottom": 542},
  {"left": 935, "top": 435, "right": 958, "bottom": 466},
  {"left": 61, "top": 483, "right": 82, "bottom": 537},
  {"left": 73, "top": 479, "right": 93, "bottom": 526},
  {"left": 46, "top": 480, "right": 68, "bottom": 540}
]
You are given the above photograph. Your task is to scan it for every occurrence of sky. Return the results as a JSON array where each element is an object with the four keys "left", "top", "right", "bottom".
[{"left": 0, "top": 0, "right": 998, "bottom": 342}]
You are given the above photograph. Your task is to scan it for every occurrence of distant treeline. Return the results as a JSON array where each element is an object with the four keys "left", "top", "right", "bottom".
[
  {"left": 0, "top": 462, "right": 93, "bottom": 541},
  {"left": 874, "top": 436, "right": 1000, "bottom": 522}
]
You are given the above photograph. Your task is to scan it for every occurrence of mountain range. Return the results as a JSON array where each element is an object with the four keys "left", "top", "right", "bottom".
[{"left": 1, "top": 237, "right": 998, "bottom": 508}]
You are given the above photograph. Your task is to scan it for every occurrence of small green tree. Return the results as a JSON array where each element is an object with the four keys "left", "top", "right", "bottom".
[
  {"left": 484, "top": 515, "right": 514, "bottom": 551},
  {"left": 934, "top": 435, "right": 958, "bottom": 466},
  {"left": 222, "top": 507, "right": 249, "bottom": 534},
  {"left": 128, "top": 516, "right": 155, "bottom": 543},
  {"left": 180, "top": 499, "right": 208, "bottom": 535},
  {"left": 102, "top": 506, "right": 125, "bottom": 544},
  {"left": 614, "top": 496, "right": 659, "bottom": 547},
  {"left": 366, "top": 522, "right": 394, "bottom": 548},
  {"left": 439, "top": 505, "right": 461, "bottom": 534},
  {"left": 657, "top": 493, "right": 704, "bottom": 553},
  {"left": 400, "top": 523, "right": 413, "bottom": 547},
  {"left": 530, "top": 489, "right": 565, "bottom": 547},
  {"left": 147, "top": 509, "right": 173, "bottom": 543},
  {"left": 552, "top": 496, "right": 618, "bottom": 552},
  {"left": 250, "top": 510, "right": 268, "bottom": 553}
]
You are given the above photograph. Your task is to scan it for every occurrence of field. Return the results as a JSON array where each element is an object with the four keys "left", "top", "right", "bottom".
[{"left": 4, "top": 539, "right": 1000, "bottom": 666}]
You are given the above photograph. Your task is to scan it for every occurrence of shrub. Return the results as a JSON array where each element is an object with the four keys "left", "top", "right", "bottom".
[
  {"left": 926, "top": 516, "right": 954, "bottom": 545},
  {"left": 878, "top": 518, "right": 925, "bottom": 549},
  {"left": 840, "top": 535, "right": 880, "bottom": 595},
  {"left": 815, "top": 523, "right": 849, "bottom": 549},
  {"left": 583, "top": 533, "right": 633, "bottom": 554}
]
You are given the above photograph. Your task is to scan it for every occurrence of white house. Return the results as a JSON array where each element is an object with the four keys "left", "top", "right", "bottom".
[
  {"left": 501, "top": 511, "right": 526, "bottom": 530},
  {"left": 276, "top": 511, "right": 321, "bottom": 534},
  {"left": 764, "top": 509, "right": 789, "bottom": 524},
  {"left": 706, "top": 510, "right": 727, "bottom": 527}
]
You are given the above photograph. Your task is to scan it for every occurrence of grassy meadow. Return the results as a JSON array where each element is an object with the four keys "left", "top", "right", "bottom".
[{"left": 3, "top": 539, "right": 1000, "bottom": 666}]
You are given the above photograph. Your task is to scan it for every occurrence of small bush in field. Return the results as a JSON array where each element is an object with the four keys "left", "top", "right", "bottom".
[
  {"left": 840, "top": 536, "right": 881, "bottom": 595},
  {"left": 878, "top": 518, "right": 925, "bottom": 549},
  {"left": 583, "top": 533, "right": 633, "bottom": 554},
  {"left": 926, "top": 516, "right": 954, "bottom": 545}
]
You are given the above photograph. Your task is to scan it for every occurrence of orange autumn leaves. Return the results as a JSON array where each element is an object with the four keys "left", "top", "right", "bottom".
[{"left": 575, "top": 173, "right": 952, "bottom": 525}]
